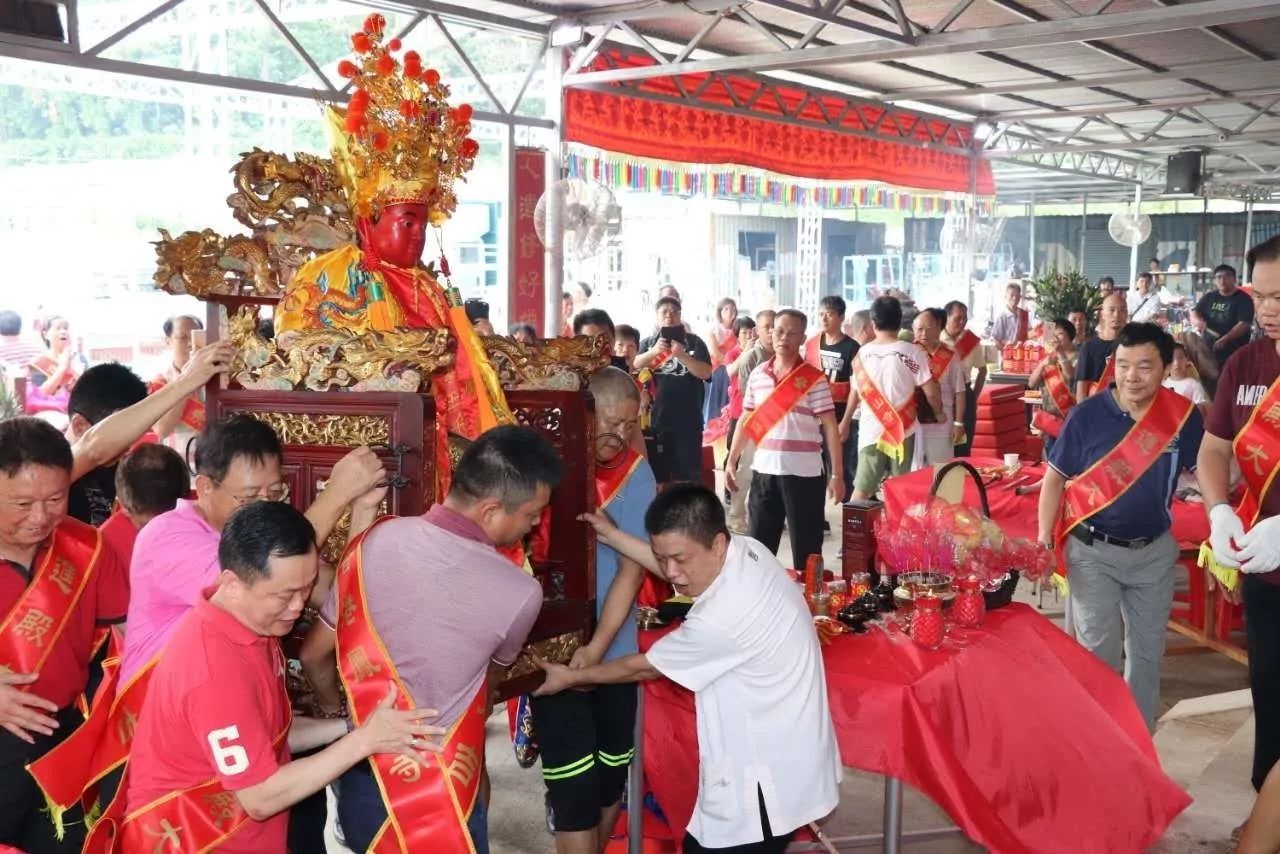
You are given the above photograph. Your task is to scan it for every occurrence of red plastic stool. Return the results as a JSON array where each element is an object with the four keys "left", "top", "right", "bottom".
[
  {"left": 1214, "top": 594, "right": 1245, "bottom": 641},
  {"left": 1170, "top": 555, "right": 1206, "bottom": 631}
]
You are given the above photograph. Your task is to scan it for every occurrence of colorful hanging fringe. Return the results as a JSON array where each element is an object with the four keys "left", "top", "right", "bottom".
[{"left": 564, "top": 145, "right": 993, "bottom": 216}]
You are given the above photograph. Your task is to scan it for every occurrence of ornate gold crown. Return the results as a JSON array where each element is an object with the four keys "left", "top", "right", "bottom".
[{"left": 330, "top": 14, "right": 480, "bottom": 223}]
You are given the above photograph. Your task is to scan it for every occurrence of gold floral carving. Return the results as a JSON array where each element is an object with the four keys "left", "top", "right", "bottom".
[
  {"left": 502, "top": 630, "right": 585, "bottom": 681},
  {"left": 154, "top": 149, "right": 353, "bottom": 299},
  {"left": 240, "top": 411, "right": 390, "bottom": 447},
  {"left": 227, "top": 306, "right": 454, "bottom": 392},
  {"left": 482, "top": 334, "right": 611, "bottom": 391}
]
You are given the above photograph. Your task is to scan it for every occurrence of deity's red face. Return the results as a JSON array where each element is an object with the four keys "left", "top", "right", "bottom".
[{"left": 368, "top": 202, "right": 429, "bottom": 267}]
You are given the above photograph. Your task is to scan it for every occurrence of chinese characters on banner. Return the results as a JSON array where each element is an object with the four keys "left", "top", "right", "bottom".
[{"left": 512, "top": 147, "right": 546, "bottom": 334}]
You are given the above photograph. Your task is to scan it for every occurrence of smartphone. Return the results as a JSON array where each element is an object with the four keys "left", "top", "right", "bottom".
[
  {"left": 610, "top": 355, "right": 631, "bottom": 372},
  {"left": 658, "top": 325, "right": 686, "bottom": 345}
]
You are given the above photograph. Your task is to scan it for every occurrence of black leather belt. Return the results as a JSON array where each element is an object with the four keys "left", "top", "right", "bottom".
[{"left": 1070, "top": 524, "right": 1155, "bottom": 550}]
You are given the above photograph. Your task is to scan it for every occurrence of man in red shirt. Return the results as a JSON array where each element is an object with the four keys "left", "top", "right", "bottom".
[
  {"left": 123, "top": 501, "right": 441, "bottom": 852},
  {"left": 97, "top": 443, "right": 191, "bottom": 580},
  {"left": 1199, "top": 235, "right": 1280, "bottom": 815},
  {"left": 0, "top": 418, "right": 129, "bottom": 853}
]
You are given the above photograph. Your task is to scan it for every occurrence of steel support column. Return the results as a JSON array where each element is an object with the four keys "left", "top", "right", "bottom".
[
  {"left": 1245, "top": 200, "right": 1256, "bottom": 262},
  {"left": 1129, "top": 182, "right": 1143, "bottom": 287},
  {"left": 1079, "top": 194, "right": 1089, "bottom": 271},
  {"left": 1028, "top": 194, "right": 1037, "bottom": 278},
  {"left": 544, "top": 45, "right": 565, "bottom": 337}
]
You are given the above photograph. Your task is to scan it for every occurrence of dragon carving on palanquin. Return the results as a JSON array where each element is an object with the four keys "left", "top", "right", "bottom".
[
  {"left": 482, "top": 332, "right": 612, "bottom": 391},
  {"left": 227, "top": 305, "right": 455, "bottom": 393},
  {"left": 154, "top": 149, "right": 353, "bottom": 299}
]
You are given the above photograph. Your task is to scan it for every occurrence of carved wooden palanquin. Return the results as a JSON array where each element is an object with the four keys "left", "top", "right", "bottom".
[
  {"left": 157, "top": 148, "right": 607, "bottom": 702},
  {"left": 209, "top": 383, "right": 598, "bottom": 702}
]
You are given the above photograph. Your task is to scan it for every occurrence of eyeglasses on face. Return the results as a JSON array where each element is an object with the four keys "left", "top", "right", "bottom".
[{"left": 214, "top": 480, "right": 291, "bottom": 506}]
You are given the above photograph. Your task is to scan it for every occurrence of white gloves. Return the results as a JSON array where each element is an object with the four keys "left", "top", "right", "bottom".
[
  {"left": 1209, "top": 503, "right": 1245, "bottom": 569},
  {"left": 1238, "top": 515, "right": 1280, "bottom": 575}
]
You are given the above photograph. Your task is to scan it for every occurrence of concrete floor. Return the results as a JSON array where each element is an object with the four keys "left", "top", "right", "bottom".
[{"left": 329, "top": 481, "right": 1255, "bottom": 853}]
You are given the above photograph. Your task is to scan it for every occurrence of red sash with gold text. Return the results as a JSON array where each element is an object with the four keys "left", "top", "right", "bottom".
[
  {"left": 597, "top": 447, "right": 643, "bottom": 510},
  {"left": 1053, "top": 388, "right": 1193, "bottom": 570},
  {"left": 928, "top": 345, "right": 955, "bottom": 383},
  {"left": 336, "top": 522, "right": 486, "bottom": 852},
  {"left": 1083, "top": 356, "right": 1117, "bottom": 398},
  {"left": 0, "top": 519, "right": 100, "bottom": 681},
  {"left": 649, "top": 349, "right": 674, "bottom": 372},
  {"left": 852, "top": 357, "right": 917, "bottom": 463},
  {"left": 27, "top": 635, "right": 156, "bottom": 832},
  {"left": 954, "top": 329, "right": 980, "bottom": 362},
  {"left": 1231, "top": 374, "right": 1280, "bottom": 529},
  {"left": 1042, "top": 361, "right": 1076, "bottom": 415},
  {"left": 95, "top": 720, "right": 290, "bottom": 853},
  {"left": 147, "top": 376, "right": 206, "bottom": 432},
  {"left": 739, "top": 362, "right": 824, "bottom": 445}
]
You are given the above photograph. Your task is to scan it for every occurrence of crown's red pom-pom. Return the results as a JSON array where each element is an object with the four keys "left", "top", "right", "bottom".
[
  {"left": 388, "top": 38, "right": 402, "bottom": 51},
  {"left": 375, "top": 55, "right": 395, "bottom": 76},
  {"left": 454, "top": 103, "right": 473, "bottom": 122},
  {"left": 351, "top": 32, "right": 371, "bottom": 53},
  {"left": 372, "top": 132, "right": 389, "bottom": 151},
  {"left": 461, "top": 138, "right": 480, "bottom": 158},
  {"left": 423, "top": 68, "right": 440, "bottom": 86},
  {"left": 337, "top": 60, "right": 359, "bottom": 79}
]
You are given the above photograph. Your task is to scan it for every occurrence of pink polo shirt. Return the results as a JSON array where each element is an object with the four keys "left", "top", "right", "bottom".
[{"left": 120, "top": 499, "right": 221, "bottom": 682}]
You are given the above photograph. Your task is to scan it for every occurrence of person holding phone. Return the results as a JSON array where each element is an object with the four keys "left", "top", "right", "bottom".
[{"left": 636, "top": 297, "right": 713, "bottom": 484}]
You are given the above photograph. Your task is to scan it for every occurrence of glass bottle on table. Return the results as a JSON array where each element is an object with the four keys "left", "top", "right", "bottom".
[
  {"left": 874, "top": 566, "right": 896, "bottom": 613},
  {"left": 911, "top": 593, "right": 945, "bottom": 649},
  {"left": 953, "top": 575, "right": 985, "bottom": 628}
]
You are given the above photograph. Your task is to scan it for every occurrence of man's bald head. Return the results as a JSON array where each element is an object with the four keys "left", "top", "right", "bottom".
[{"left": 589, "top": 366, "right": 640, "bottom": 407}]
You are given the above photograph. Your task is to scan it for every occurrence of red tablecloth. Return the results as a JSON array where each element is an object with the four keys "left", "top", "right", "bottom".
[
  {"left": 882, "top": 456, "right": 1211, "bottom": 550},
  {"left": 640, "top": 604, "right": 1190, "bottom": 854}
]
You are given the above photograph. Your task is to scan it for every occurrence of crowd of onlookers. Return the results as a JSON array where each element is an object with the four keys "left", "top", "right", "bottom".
[{"left": 1015, "top": 261, "right": 1253, "bottom": 446}]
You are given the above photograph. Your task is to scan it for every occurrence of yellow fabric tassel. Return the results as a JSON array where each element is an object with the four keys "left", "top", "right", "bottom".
[
  {"left": 1198, "top": 541, "right": 1240, "bottom": 592},
  {"left": 41, "top": 793, "right": 66, "bottom": 842},
  {"left": 1051, "top": 573, "right": 1070, "bottom": 597},
  {"left": 876, "top": 437, "right": 905, "bottom": 465},
  {"left": 84, "top": 797, "right": 103, "bottom": 830}
]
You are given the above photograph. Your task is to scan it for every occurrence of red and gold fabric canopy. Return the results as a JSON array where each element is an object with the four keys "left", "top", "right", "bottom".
[{"left": 564, "top": 48, "right": 996, "bottom": 198}]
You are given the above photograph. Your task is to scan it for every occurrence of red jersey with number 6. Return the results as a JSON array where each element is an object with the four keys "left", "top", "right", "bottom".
[{"left": 125, "top": 589, "right": 291, "bottom": 852}]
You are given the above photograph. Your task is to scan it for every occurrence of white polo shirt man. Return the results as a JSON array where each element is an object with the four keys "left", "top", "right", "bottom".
[{"left": 646, "top": 535, "right": 841, "bottom": 847}]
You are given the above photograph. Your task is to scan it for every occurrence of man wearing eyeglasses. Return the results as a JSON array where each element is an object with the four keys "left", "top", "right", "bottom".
[{"left": 119, "top": 415, "right": 384, "bottom": 684}]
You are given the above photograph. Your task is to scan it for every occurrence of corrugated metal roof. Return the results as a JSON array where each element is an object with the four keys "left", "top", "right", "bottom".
[{"left": 542, "top": 0, "right": 1280, "bottom": 199}]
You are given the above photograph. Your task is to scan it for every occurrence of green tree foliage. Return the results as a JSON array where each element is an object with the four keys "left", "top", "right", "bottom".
[{"left": 1, "top": 0, "right": 544, "bottom": 169}]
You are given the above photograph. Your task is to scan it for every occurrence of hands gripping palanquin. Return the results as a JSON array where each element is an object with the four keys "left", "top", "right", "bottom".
[{"left": 154, "top": 147, "right": 611, "bottom": 701}]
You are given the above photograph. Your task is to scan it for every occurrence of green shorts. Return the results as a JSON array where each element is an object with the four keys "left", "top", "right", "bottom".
[{"left": 853, "top": 435, "right": 916, "bottom": 496}]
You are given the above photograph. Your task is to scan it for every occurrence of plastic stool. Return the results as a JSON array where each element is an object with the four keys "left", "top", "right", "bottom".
[
  {"left": 1170, "top": 555, "right": 1206, "bottom": 631},
  {"left": 1214, "top": 594, "right": 1245, "bottom": 641}
]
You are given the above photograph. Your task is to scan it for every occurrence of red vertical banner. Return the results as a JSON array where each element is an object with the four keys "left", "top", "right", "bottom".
[{"left": 512, "top": 147, "right": 547, "bottom": 334}]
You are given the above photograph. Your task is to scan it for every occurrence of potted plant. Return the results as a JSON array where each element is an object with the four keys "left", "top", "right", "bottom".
[{"left": 1026, "top": 268, "right": 1099, "bottom": 326}]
